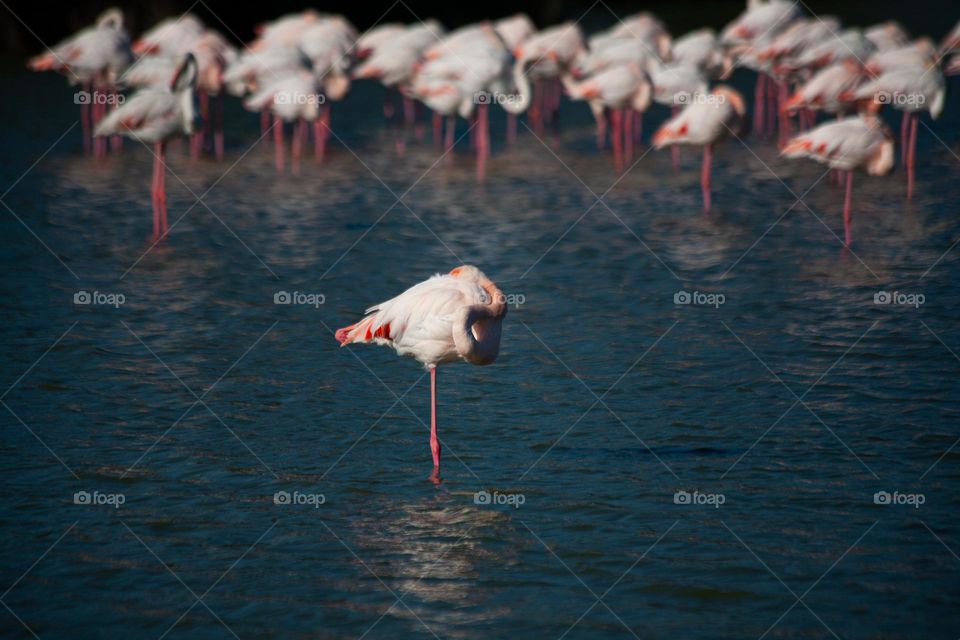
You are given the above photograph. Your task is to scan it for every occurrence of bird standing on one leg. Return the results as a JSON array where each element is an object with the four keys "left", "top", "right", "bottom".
[
  {"left": 781, "top": 114, "right": 895, "bottom": 247},
  {"left": 336, "top": 266, "right": 507, "bottom": 483},
  {"left": 94, "top": 54, "right": 200, "bottom": 240},
  {"left": 652, "top": 86, "right": 746, "bottom": 212}
]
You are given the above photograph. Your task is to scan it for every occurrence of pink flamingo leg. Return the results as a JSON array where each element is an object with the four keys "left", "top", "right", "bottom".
[
  {"left": 777, "top": 80, "right": 791, "bottom": 147},
  {"left": 159, "top": 142, "right": 170, "bottom": 236},
  {"left": 634, "top": 110, "right": 643, "bottom": 145},
  {"left": 445, "top": 115, "right": 455, "bottom": 159},
  {"left": 610, "top": 107, "right": 623, "bottom": 171},
  {"left": 314, "top": 104, "right": 330, "bottom": 161},
  {"left": 80, "top": 85, "right": 91, "bottom": 155},
  {"left": 623, "top": 108, "right": 634, "bottom": 161},
  {"left": 432, "top": 111, "right": 442, "bottom": 148},
  {"left": 157, "top": 142, "right": 168, "bottom": 236},
  {"left": 109, "top": 87, "right": 122, "bottom": 153},
  {"left": 900, "top": 110, "right": 909, "bottom": 166},
  {"left": 907, "top": 112, "right": 918, "bottom": 200},
  {"left": 507, "top": 112, "right": 516, "bottom": 145},
  {"left": 430, "top": 366, "right": 441, "bottom": 470},
  {"left": 701, "top": 143, "right": 713, "bottom": 212},
  {"left": 151, "top": 146, "right": 161, "bottom": 238},
  {"left": 274, "top": 117, "right": 284, "bottom": 173},
  {"left": 476, "top": 104, "right": 488, "bottom": 182},
  {"left": 842, "top": 170, "right": 853, "bottom": 246},
  {"left": 753, "top": 74, "right": 764, "bottom": 136},
  {"left": 767, "top": 78, "right": 778, "bottom": 138},
  {"left": 214, "top": 92, "right": 224, "bottom": 160},
  {"left": 291, "top": 119, "right": 303, "bottom": 175}
]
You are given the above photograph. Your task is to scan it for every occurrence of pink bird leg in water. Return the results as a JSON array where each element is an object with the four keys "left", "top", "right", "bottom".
[
  {"left": 335, "top": 266, "right": 507, "bottom": 481},
  {"left": 93, "top": 54, "right": 199, "bottom": 241}
]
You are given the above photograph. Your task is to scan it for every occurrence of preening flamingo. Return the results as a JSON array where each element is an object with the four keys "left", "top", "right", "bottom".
[
  {"left": 652, "top": 86, "right": 746, "bottom": 211},
  {"left": 244, "top": 72, "right": 322, "bottom": 174},
  {"left": 564, "top": 64, "right": 652, "bottom": 169},
  {"left": 336, "top": 266, "right": 507, "bottom": 481},
  {"left": 843, "top": 62, "right": 945, "bottom": 199},
  {"left": 94, "top": 54, "right": 199, "bottom": 240},
  {"left": 28, "top": 7, "right": 133, "bottom": 156},
  {"left": 781, "top": 115, "right": 894, "bottom": 246}
]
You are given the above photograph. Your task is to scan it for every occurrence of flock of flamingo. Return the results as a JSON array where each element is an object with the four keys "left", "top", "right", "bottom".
[{"left": 25, "top": 2, "right": 960, "bottom": 478}]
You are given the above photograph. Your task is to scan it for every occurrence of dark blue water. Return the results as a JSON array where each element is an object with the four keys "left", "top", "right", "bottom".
[{"left": 2, "top": 69, "right": 960, "bottom": 639}]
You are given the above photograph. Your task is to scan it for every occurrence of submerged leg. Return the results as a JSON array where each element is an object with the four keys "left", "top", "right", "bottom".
[
  {"left": 701, "top": 143, "right": 713, "bottom": 212},
  {"left": 157, "top": 142, "right": 168, "bottom": 236},
  {"left": 151, "top": 149, "right": 160, "bottom": 239},
  {"left": 430, "top": 366, "right": 441, "bottom": 470},
  {"left": 843, "top": 170, "right": 853, "bottom": 247},
  {"left": 907, "top": 112, "right": 918, "bottom": 200},
  {"left": 274, "top": 118, "right": 284, "bottom": 173}
]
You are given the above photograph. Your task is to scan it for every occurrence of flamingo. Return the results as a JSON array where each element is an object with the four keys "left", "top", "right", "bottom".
[
  {"left": 335, "top": 266, "right": 507, "bottom": 481},
  {"left": 355, "top": 23, "right": 405, "bottom": 59},
  {"left": 354, "top": 21, "right": 445, "bottom": 124},
  {"left": 720, "top": 1, "right": 802, "bottom": 140},
  {"left": 564, "top": 64, "right": 652, "bottom": 169},
  {"left": 94, "top": 54, "right": 199, "bottom": 240},
  {"left": 28, "top": 7, "right": 133, "bottom": 156},
  {"left": 250, "top": 10, "right": 322, "bottom": 51},
  {"left": 123, "top": 30, "right": 234, "bottom": 159},
  {"left": 652, "top": 86, "right": 746, "bottom": 211},
  {"left": 132, "top": 14, "right": 206, "bottom": 55},
  {"left": 649, "top": 63, "right": 708, "bottom": 167},
  {"left": 244, "top": 72, "right": 322, "bottom": 174},
  {"left": 842, "top": 63, "right": 945, "bottom": 198},
  {"left": 783, "top": 61, "right": 863, "bottom": 117},
  {"left": 298, "top": 16, "right": 357, "bottom": 160},
  {"left": 514, "top": 21, "right": 586, "bottom": 134},
  {"left": 781, "top": 115, "right": 894, "bottom": 246},
  {"left": 865, "top": 21, "right": 911, "bottom": 52},
  {"left": 672, "top": 29, "right": 733, "bottom": 80}
]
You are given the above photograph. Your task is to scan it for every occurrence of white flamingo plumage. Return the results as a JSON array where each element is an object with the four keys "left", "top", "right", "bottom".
[
  {"left": 28, "top": 8, "right": 133, "bottom": 156},
  {"left": 94, "top": 54, "right": 199, "bottom": 240},
  {"left": 653, "top": 86, "right": 746, "bottom": 211},
  {"left": 781, "top": 115, "right": 894, "bottom": 245},
  {"left": 335, "top": 266, "right": 507, "bottom": 481}
]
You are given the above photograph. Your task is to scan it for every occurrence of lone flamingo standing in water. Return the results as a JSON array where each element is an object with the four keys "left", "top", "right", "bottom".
[
  {"left": 336, "top": 266, "right": 507, "bottom": 481},
  {"left": 781, "top": 115, "right": 894, "bottom": 246},
  {"left": 652, "top": 86, "right": 746, "bottom": 212},
  {"left": 95, "top": 54, "right": 199, "bottom": 240}
]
